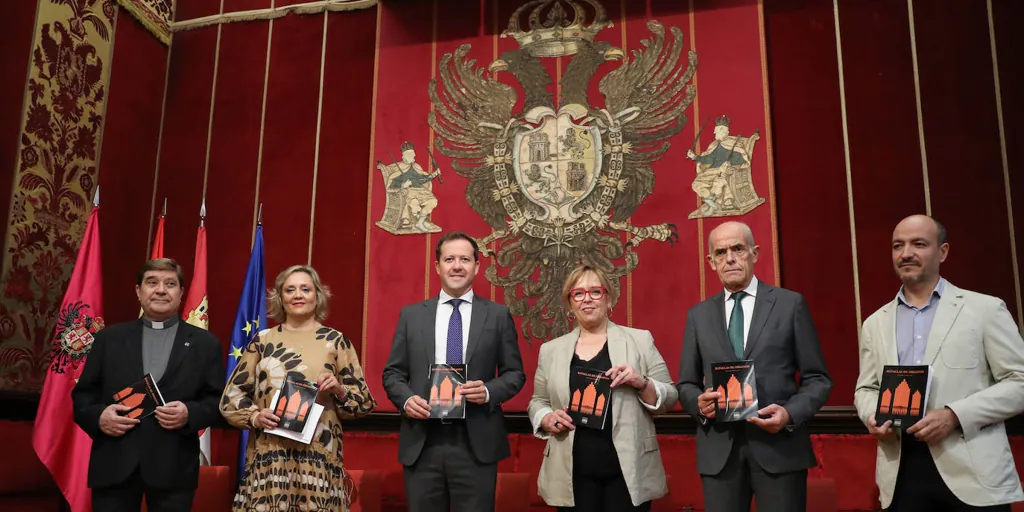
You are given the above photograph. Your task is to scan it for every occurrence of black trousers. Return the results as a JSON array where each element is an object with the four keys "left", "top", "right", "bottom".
[
  {"left": 92, "top": 466, "right": 195, "bottom": 512},
  {"left": 404, "top": 422, "right": 498, "bottom": 512},
  {"left": 889, "top": 435, "right": 1011, "bottom": 512},
  {"left": 556, "top": 471, "right": 651, "bottom": 512},
  {"left": 700, "top": 435, "right": 807, "bottom": 512}
]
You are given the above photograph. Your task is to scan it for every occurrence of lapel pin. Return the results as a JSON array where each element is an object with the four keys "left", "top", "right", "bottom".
[{"left": 184, "top": 342, "right": 191, "bottom": 347}]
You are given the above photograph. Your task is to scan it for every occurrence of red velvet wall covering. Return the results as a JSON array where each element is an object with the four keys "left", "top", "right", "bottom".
[
  {"left": 767, "top": 0, "right": 1024, "bottom": 405},
  {"left": 765, "top": 0, "right": 858, "bottom": 405},
  {"left": 98, "top": 13, "right": 169, "bottom": 323},
  {"left": 997, "top": 0, "right": 1024, "bottom": 296},
  {"left": 202, "top": 18, "right": 269, "bottom": 342},
  {"left": 0, "top": 0, "right": 1021, "bottom": 509},
  {"left": 84, "top": 4, "right": 380, "bottom": 367}
]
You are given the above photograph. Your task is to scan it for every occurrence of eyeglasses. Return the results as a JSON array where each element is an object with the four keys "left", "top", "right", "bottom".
[{"left": 569, "top": 287, "right": 607, "bottom": 302}]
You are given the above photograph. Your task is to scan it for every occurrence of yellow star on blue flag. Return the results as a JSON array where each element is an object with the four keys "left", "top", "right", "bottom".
[{"left": 226, "top": 225, "right": 266, "bottom": 482}]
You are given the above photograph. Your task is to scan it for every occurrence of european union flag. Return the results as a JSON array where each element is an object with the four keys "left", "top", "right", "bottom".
[{"left": 226, "top": 225, "right": 266, "bottom": 485}]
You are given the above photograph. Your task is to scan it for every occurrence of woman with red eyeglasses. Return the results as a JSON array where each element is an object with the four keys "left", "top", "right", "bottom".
[{"left": 528, "top": 265, "right": 678, "bottom": 512}]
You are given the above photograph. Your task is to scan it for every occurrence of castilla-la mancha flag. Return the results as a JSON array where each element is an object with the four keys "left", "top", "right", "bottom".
[
  {"left": 182, "top": 215, "right": 211, "bottom": 464},
  {"left": 33, "top": 201, "right": 105, "bottom": 512}
]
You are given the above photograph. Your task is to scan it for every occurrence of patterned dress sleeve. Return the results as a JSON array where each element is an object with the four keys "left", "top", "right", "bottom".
[
  {"left": 219, "top": 335, "right": 262, "bottom": 429},
  {"left": 321, "top": 329, "right": 376, "bottom": 420}
]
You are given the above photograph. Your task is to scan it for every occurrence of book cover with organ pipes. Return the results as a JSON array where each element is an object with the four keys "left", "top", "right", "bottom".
[
  {"left": 272, "top": 377, "right": 319, "bottom": 432},
  {"left": 428, "top": 364, "right": 467, "bottom": 419},
  {"left": 112, "top": 373, "right": 165, "bottom": 420},
  {"left": 875, "top": 365, "right": 932, "bottom": 429},
  {"left": 568, "top": 366, "right": 613, "bottom": 430},
  {"left": 711, "top": 361, "right": 758, "bottom": 422}
]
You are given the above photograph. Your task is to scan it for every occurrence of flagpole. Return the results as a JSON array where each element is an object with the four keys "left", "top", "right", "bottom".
[
  {"left": 228, "top": 218, "right": 267, "bottom": 486},
  {"left": 185, "top": 199, "right": 212, "bottom": 465}
]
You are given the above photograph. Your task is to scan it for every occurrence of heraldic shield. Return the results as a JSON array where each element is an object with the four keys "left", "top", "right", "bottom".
[{"left": 512, "top": 106, "right": 603, "bottom": 222}]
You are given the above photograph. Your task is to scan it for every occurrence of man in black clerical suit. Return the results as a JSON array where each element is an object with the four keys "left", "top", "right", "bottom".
[
  {"left": 72, "top": 258, "right": 223, "bottom": 512},
  {"left": 383, "top": 232, "right": 525, "bottom": 512}
]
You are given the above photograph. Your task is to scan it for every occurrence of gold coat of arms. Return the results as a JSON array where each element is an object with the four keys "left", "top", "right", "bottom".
[{"left": 429, "top": 0, "right": 697, "bottom": 340}]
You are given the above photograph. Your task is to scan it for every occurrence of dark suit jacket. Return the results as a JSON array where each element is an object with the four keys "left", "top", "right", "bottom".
[
  {"left": 382, "top": 295, "right": 525, "bottom": 466},
  {"left": 677, "top": 280, "right": 832, "bottom": 475},
  {"left": 72, "top": 320, "right": 224, "bottom": 490}
]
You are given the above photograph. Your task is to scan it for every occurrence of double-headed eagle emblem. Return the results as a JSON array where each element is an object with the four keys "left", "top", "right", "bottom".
[
  {"left": 50, "top": 300, "right": 103, "bottom": 376},
  {"left": 429, "top": 0, "right": 697, "bottom": 340}
]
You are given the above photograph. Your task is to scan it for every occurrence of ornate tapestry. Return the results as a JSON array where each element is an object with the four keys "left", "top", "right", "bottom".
[
  {"left": 0, "top": 0, "right": 116, "bottom": 392},
  {"left": 362, "top": 0, "right": 779, "bottom": 412}
]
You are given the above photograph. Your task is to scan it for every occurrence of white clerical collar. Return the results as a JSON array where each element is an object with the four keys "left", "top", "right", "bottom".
[{"left": 141, "top": 316, "right": 179, "bottom": 330}]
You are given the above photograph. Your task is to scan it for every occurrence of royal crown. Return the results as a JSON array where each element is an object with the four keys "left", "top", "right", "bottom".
[
  {"left": 400, "top": 140, "right": 414, "bottom": 151},
  {"left": 715, "top": 114, "right": 731, "bottom": 127},
  {"left": 501, "top": 0, "right": 612, "bottom": 58}
]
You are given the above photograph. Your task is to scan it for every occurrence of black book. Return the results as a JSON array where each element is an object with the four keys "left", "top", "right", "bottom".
[
  {"left": 567, "top": 365, "right": 613, "bottom": 430},
  {"left": 428, "top": 364, "right": 467, "bottom": 419},
  {"left": 271, "top": 377, "right": 320, "bottom": 432},
  {"left": 875, "top": 365, "right": 932, "bottom": 429},
  {"left": 711, "top": 361, "right": 758, "bottom": 422},
  {"left": 113, "top": 373, "right": 165, "bottom": 420}
]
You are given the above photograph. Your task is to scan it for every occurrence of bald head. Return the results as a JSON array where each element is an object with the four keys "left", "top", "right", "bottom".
[
  {"left": 894, "top": 215, "right": 946, "bottom": 245},
  {"left": 892, "top": 215, "right": 948, "bottom": 287},
  {"left": 708, "top": 221, "right": 755, "bottom": 258},
  {"left": 707, "top": 221, "right": 759, "bottom": 292}
]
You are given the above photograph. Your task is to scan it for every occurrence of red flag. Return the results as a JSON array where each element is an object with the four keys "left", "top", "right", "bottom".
[
  {"left": 33, "top": 205, "right": 104, "bottom": 512},
  {"left": 182, "top": 223, "right": 208, "bottom": 329},
  {"left": 150, "top": 214, "right": 165, "bottom": 259},
  {"left": 182, "top": 219, "right": 210, "bottom": 464}
]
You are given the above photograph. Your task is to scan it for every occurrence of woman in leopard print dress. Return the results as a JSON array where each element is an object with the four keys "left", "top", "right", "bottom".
[{"left": 220, "top": 265, "right": 375, "bottom": 511}]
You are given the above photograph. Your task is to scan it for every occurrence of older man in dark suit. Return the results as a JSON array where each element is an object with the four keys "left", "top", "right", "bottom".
[
  {"left": 383, "top": 231, "right": 525, "bottom": 512},
  {"left": 72, "top": 258, "right": 224, "bottom": 512},
  {"left": 677, "top": 221, "right": 832, "bottom": 512}
]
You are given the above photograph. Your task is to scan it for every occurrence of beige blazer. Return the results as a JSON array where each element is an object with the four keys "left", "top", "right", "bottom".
[
  {"left": 854, "top": 281, "right": 1024, "bottom": 508},
  {"left": 527, "top": 322, "right": 679, "bottom": 507}
]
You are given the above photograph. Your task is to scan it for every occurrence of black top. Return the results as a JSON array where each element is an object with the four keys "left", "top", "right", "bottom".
[{"left": 571, "top": 342, "right": 621, "bottom": 477}]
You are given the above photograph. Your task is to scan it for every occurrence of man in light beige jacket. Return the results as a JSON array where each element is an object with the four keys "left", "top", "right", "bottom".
[{"left": 855, "top": 215, "right": 1024, "bottom": 511}]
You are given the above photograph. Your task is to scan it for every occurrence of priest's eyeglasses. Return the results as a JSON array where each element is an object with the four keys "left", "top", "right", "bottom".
[{"left": 570, "top": 287, "right": 607, "bottom": 302}]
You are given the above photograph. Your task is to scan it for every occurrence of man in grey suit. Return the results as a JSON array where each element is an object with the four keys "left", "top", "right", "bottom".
[
  {"left": 677, "top": 221, "right": 832, "bottom": 512},
  {"left": 383, "top": 231, "right": 525, "bottom": 512}
]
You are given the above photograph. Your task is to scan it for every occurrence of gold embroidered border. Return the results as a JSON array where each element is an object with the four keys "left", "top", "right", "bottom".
[
  {"left": 172, "top": 0, "right": 377, "bottom": 33},
  {"left": 115, "top": 0, "right": 378, "bottom": 45},
  {"left": 116, "top": 0, "right": 171, "bottom": 44}
]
